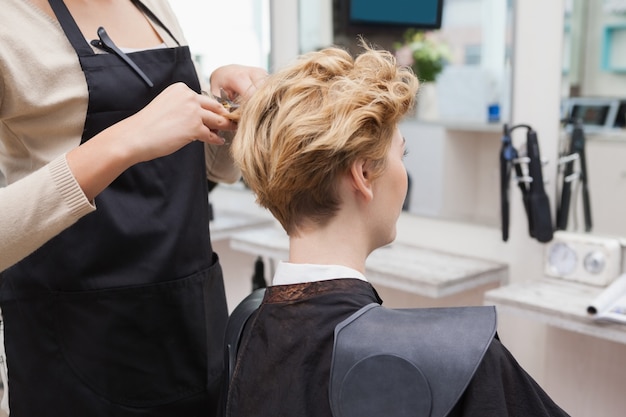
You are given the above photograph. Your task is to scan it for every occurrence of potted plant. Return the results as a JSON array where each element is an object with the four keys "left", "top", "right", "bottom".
[
  {"left": 394, "top": 29, "right": 450, "bottom": 82},
  {"left": 395, "top": 29, "right": 450, "bottom": 119}
]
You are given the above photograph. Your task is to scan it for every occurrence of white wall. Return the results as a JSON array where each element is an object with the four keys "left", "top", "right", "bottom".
[
  {"left": 269, "top": 0, "right": 299, "bottom": 71},
  {"left": 170, "top": 1, "right": 270, "bottom": 79}
]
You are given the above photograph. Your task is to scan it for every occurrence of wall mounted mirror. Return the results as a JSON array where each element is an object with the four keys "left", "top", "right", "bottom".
[
  {"left": 331, "top": 0, "right": 514, "bottom": 126},
  {"left": 560, "top": 0, "right": 626, "bottom": 237},
  {"left": 326, "top": 0, "right": 515, "bottom": 228}
]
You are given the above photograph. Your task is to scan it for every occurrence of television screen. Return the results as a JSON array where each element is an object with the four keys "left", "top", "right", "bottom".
[
  {"left": 348, "top": 0, "right": 443, "bottom": 29},
  {"left": 571, "top": 104, "right": 610, "bottom": 126}
]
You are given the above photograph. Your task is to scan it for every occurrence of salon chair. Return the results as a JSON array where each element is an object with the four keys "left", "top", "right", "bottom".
[{"left": 220, "top": 288, "right": 265, "bottom": 416}]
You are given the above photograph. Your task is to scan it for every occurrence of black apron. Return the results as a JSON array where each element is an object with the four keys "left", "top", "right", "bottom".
[{"left": 0, "top": 1, "right": 228, "bottom": 415}]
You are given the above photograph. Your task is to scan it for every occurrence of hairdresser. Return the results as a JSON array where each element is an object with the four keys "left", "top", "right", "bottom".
[{"left": 0, "top": 1, "right": 265, "bottom": 415}]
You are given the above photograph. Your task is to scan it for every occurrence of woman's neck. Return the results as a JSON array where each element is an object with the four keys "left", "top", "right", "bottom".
[{"left": 288, "top": 215, "right": 373, "bottom": 274}]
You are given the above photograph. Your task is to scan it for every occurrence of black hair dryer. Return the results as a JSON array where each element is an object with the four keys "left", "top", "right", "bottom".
[{"left": 500, "top": 124, "right": 554, "bottom": 243}]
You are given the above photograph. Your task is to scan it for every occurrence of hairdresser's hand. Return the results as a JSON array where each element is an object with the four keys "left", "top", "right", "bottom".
[
  {"left": 120, "top": 82, "right": 235, "bottom": 163},
  {"left": 67, "top": 82, "right": 234, "bottom": 201},
  {"left": 210, "top": 64, "right": 267, "bottom": 102}
]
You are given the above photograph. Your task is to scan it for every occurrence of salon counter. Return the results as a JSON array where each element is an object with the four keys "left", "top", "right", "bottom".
[
  {"left": 484, "top": 278, "right": 626, "bottom": 345},
  {"left": 208, "top": 182, "right": 276, "bottom": 242},
  {"left": 229, "top": 225, "right": 507, "bottom": 298},
  {"left": 210, "top": 209, "right": 273, "bottom": 242}
]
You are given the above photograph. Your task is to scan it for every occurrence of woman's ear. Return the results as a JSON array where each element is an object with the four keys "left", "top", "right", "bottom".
[{"left": 349, "top": 159, "right": 374, "bottom": 203}]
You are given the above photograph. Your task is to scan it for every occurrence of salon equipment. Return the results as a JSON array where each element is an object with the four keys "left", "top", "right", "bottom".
[
  {"left": 500, "top": 125, "right": 529, "bottom": 241},
  {"left": 223, "top": 291, "right": 497, "bottom": 417},
  {"left": 215, "top": 88, "right": 240, "bottom": 112},
  {"left": 91, "top": 27, "right": 154, "bottom": 87},
  {"left": 545, "top": 231, "right": 621, "bottom": 286},
  {"left": 587, "top": 274, "right": 626, "bottom": 323},
  {"left": 329, "top": 304, "right": 496, "bottom": 417},
  {"left": 251, "top": 256, "right": 267, "bottom": 290},
  {"left": 499, "top": 124, "right": 553, "bottom": 243},
  {"left": 561, "top": 97, "right": 626, "bottom": 133},
  {"left": 556, "top": 118, "right": 592, "bottom": 232},
  {"left": 222, "top": 288, "right": 267, "bottom": 415}
]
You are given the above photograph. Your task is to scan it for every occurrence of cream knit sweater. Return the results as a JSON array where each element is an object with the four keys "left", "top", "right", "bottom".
[{"left": 0, "top": 0, "right": 239, "bottom": 271}]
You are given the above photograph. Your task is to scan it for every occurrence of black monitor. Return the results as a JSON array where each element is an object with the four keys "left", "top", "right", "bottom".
[
  {"left": 344, "top": 0, "right": 444, "bottom": 31},
  {"left": 562, "top": 97, "right": 625, "bottom": 132}
]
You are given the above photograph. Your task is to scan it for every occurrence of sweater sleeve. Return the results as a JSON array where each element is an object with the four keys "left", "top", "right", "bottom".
[
  {"left": 204, "top": 134, "right": 241, "bottom": 184},
  {"left": 0, "top": 155, "right": 95, "bottom": 272},
  {"left": 197, "top": 63, "right": 240, "bottom": 184}
]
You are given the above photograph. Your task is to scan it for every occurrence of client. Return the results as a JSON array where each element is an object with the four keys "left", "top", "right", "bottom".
[{"left": 226, "top": 42, "right": 570, "bottom": 417}]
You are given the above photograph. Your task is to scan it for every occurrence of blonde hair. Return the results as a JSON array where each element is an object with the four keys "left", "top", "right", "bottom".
[{"left": 232, "top": 42, "right": 419, "bottom": 235}]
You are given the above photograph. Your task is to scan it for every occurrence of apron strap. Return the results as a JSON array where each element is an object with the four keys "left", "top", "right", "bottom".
[
  {"left": 131, "top": 0, "right": 182, "bottom": 46},
  {"left": 48, "top": 0, "right": 94, "bottom": 56}
]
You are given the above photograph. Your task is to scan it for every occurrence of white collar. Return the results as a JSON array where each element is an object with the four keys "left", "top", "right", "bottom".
[{"left": 272, "top": 261, "right": 367, "bottom": 286}]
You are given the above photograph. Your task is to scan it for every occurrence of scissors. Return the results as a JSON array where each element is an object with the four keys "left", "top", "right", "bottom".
[{"left": 214, "top": 88, "right": 240, "bottom": 112}]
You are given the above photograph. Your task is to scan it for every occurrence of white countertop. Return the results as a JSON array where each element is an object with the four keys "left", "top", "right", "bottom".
[
  {"left": 229, "top": 226, "right": 508, "bottom": 298},
  {"left": 209, "top": 209, "right": 273, "bottom": 242},
  {"left": 484, "top": 278, "right": 626, "bottom": 344}
]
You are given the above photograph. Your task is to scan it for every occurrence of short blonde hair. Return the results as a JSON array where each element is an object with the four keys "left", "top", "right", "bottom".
[{"left": 232, "top": 43, "right": 419, "bottom": 235}]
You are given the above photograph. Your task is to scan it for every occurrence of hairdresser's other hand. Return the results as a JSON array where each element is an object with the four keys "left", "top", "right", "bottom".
[{"left": 210, "top": 64, "right": 267, "bottom": 101}]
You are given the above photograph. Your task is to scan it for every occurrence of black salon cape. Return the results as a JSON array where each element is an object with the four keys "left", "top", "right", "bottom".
[{"left": 225, "top": 278, "right": 570, "bottom": 417}]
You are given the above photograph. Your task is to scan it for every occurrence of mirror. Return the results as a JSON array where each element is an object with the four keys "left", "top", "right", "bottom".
[
  {"left": 560, "top": 0, "right": 626, "bottom": 237},
  {"left": 331, "top": 0, "right": 513, "bottom": 125},
  {"left": 324, "top": 0, "right": 515, "bottom": 228}
]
